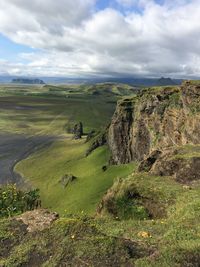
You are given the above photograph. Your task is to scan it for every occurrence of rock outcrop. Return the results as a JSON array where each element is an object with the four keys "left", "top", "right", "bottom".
[
  {"left": 108, "top": 81, "right": 200, "bottom": 164},
  {"left": 86, "top": 130, "right": 107, "bottom": 156},
  {"left": 16, "top": 209, "right": 59, "bottom": 232},
  {"left": 59, "top": 174, "right": 77, "bottom": 188},
  {"left": 73, "top": 122, "right": 83, "bottom": 139},
  {"left": 149, "top": 146, "right": 200, "bottom": 183}
]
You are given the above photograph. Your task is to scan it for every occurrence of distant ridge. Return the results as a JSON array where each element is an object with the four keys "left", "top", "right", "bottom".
[
  {"left": 12, "top": 78, "right": 45, "bottom": 84},
  {"left": 0, "top": 75, "right": 185, "bottom": 86}
]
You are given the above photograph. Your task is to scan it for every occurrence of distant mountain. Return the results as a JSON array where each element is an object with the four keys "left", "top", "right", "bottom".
[
  {"left": 0, "top": 75, "right": 184, "bottom": 86},
  {"left": 12, "top": 78, "right": 45, "bottom": 84},
  {"left": 156, "top": 77, "right": 177, "bottom": 86}
]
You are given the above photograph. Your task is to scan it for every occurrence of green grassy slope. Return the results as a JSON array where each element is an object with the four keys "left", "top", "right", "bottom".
[
  {"left": 16, "top": 139, "right": 134, "bottom": 215},
  {"left": 96, "top": 173, "right": 200, "bottom": 267}
]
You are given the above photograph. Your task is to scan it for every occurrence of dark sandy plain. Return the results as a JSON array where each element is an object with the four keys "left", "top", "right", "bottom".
[{"left": 0, "top": 133, "right": 55, "bottom": 186}]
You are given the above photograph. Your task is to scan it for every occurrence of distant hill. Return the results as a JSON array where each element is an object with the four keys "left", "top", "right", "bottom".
[
  {"left": 12, "top": 78, "right": 45, "bottom": 84},
  {"left": 85, "top": 82, "right": 139, "bottom": 96},
  {"left": 155, "top": 77, "right": 177, "bottom": 86}
]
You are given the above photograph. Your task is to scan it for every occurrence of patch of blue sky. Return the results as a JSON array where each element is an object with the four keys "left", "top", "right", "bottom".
[{"left": 0, "top": 33, "right": 36, "bottom": 63}]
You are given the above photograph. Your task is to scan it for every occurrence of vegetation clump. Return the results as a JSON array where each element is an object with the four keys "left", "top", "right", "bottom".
[{"left": 0, "top": 184, "right": 40, "bottom": 218}]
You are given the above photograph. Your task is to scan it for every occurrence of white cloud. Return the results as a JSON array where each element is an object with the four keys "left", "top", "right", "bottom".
[{"left": 0, "top": 0, "right": 200, "bottom": 77}]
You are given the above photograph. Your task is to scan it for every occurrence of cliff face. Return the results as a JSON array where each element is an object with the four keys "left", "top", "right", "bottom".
[{"left": 108, "top": 81, "right": 200, "bottom": 164}]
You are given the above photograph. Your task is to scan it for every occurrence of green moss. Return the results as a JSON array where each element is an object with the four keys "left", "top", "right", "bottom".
[
  {"left": 0, "top": 216, "right": 148, "bottom": 267},
  {"left": 115, "top": 195, "right": 149, "bottom": 220},
  {"left": 168, "top": 92, "right": 182, "bottom": 108},
  {"left": 171, "top": 145, "right": 200, "bottom": 159}
]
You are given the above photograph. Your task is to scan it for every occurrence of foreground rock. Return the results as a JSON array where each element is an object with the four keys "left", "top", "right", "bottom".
[
  {"left": 108, "top": 81, "right": 200, "bottom": 164},
  {"left": 16, "top": 209, "right": 59, "bottom": 232}
]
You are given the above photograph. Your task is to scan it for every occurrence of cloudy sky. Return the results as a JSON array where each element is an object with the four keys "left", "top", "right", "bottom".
[{"left": 0, "top": 0, "right": 200, "bottom": 78}]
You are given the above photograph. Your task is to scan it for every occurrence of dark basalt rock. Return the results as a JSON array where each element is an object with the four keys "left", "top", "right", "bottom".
[
  {"left": 72, "top": 122, "right": 83, "bottom": 139},
  {"left": 108, "top": 99, "right": 134, "bottom": 164}
]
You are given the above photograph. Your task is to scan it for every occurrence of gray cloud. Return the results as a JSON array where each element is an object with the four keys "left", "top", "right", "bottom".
[{"left": 0, "top": 0, "right": 200, "bottom": 77}]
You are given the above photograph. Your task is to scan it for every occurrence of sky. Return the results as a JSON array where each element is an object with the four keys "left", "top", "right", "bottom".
[{"left": 0, "top": 0, "right": 200, "bottom": 78}]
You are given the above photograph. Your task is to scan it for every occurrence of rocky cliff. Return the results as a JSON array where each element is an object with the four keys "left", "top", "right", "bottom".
[{"left": 108, "top": 81, "right": 200, "bottom": 164}]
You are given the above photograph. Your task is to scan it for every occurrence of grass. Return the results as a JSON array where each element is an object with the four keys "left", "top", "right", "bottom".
[
  {"left": 95, "top": 172, "right": 200, "bottom": 266},
  {"left": 0, "top": 215, "right": 147, "bottom": 267},
  {"left": 1, "top": 171, "right": 199, "bottom": 266},
  {"left": 16, "top": 140, "right": 134, "bottom": 215},
  {"left": 171, "top": 144, "right": 200, "bottom": 159}
]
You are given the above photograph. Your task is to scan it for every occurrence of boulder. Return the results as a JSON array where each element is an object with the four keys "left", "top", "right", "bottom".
[
  {"left": 16, "top": 209, "right": 59, "bottom": 232},
  {"left": 59, "top": 174, "right": 77, "bottom": 188}
]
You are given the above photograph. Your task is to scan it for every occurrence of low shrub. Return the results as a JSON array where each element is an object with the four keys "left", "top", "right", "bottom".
[{"left": 0, "top": 184, "right": 40, "bottom": 218}]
